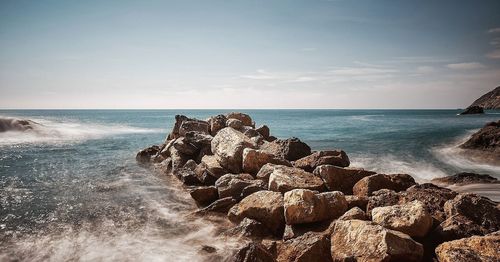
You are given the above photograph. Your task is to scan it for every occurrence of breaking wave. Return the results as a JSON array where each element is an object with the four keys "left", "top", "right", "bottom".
[{"left": 0, "top": 116, "right": 163, "bottom": 146}]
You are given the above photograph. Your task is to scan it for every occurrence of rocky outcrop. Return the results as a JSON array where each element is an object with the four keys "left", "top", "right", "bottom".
[
  {"left": 283, "top": 189, "right": 347, "bottom": 225},
  {"left": 228, "top": 190, "right": 285, "bottom": 236},
  {"left": 459, "top": 105, "right": 484, "bottom": 115},
  {"left": 276, "top": 232, "right": 332, "bottom": 262},
  {"left": 242, "top": 148, "right": 291, "bottom": 175},
  {"left": 189, "top": 186, "right": 218, "bottom": 207},
  {"left": 460, "top": 120, "right": 500, "bottom": 153},
  {"left": 267, "top": 165, "right": 325, "bottom": 193},
  {"left": 136, "top": 145, "right": 160, "bottom": 164},
  {"left": 353, "top": 173, "right": 416, "bottom": 196},
  {"left": 294, "top": 150, "right": 350, "bottom": 172},
  {"left": 432, "top": 172, "right": 499, "bottom": 186},
  {"left": 211, "top": 127, "right": 256, "bottom": 173},
  {"left": 260, "top": 137, "right": 311, "bottom": 161},
  {"left": 435, "top": 231, "right": 500, "bottom": 262},
  {"left": 0, "top": 117, "right": 40, "bottom": 132},
  {"left": 313, "top": 165, "right": 375, "bottom": 194},
  {"left": 372, "top": 200, "right": 433, "bottom": 237},
  {"left": 331, "top": 220, "right": 424, "bottom": 262},
  {"left": 468, "top": 86, "right": 500, "bottom": 109}
]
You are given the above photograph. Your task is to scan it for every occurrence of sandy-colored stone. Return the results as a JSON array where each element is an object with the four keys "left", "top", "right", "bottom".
[
  {"left": 284, "top": 189, "right": 347, "bottom": 225},
  {"left": 242, "top": 148, "right": 291, "bottom": 175},
  {"left": 313, "top": 165, "right": 375, "bottom": 194},
  {"left": 268, "top": 165, "right": 325, "bottom": 193},
  {"left": 211, "top": 127, "right": 256, "bottom": 173},
  {"left": 372, "top": 200, "right": 433, "bottom": 237},
  {"left": 435, "top": 231, "right": 500, "bottom": 262}
]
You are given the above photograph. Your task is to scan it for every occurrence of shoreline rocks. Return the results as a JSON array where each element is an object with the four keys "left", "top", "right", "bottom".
[
  {"left": 136, "top": 112, "right": 500, "bottom": 261},
  {"left": 459, "top": 105, "right": 484, "bottom": 115}
]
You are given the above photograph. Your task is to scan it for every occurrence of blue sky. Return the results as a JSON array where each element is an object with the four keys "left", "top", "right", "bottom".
[{"left": 1, "top": 0, "right": 500, "bottom": 109}]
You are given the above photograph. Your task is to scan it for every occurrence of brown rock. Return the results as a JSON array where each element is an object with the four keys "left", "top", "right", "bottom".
[
  {"left": 178, "top": 119, "right": 209, "bottom": 137},
  {"left": 229, "top": 242, "right": 274, "bottom": 262},
  {"left": 283, "top": 189, "right": 347, "bottom": 225},
  {"left": 189, "top": 186, "right": 218, "bottom": 207},
  {"left": 172, "top": 137, "right": 199, "bottom": 156},
  {"left": 345, "top": 195, "right": 369, "bottom": 210},
  {"left": 435, "top": 231, "right": 500, "bottom": 262},
  {"left": 255, "top": 125, "right": 270, "bottom": 139},
  {"left": 294, "top": 150, "right": 350, "bottom": 172},
  {"left": 366, "top": 189, "right": 401, "bottom": 217},
  {"left": 208, "top": 114, "right": 227, "bottom": 136},
  {"left": 242, "top": 148, "right": 291, "bottom": 175},
  {"left": 261, "top": 138, "right": 312, "bottom": 161},
  {"left": 353, "top": 173, "right": 416, "bottom": 196},
  {"left": 372, "top": 200, "right": 433, "bottom": 237},
  {"left": 268, "top": 165, "right": 325, "bottom": 193},
  {"left": 215, "top": 174, "right": 266, "bottom": 200},
  {"left": 228, "top": 190, "right": 285, "bottom": 236},
  {"left": 226, "top": 112, "right": 254, "bottom": 127},
  {"left": 200, "top": 155, "right": 226, "bottom": 179},
  {"left": 313, "top": 165, "right": 375, "bottom": 194},
  {"left": 401, "top": 183, "right": 457, "bottom": 222},
  {"left": 223, "top": 218, "right": 272, "bottom": 240},
  {"left": 226, "top": 118, "right": 245, "bottom": 130},
  {"left": 136, "top": 145, "right": 160, "bottom": 164},
  {"left": 211, "top": 127, "right": 256, "bottom": 173},
  {"left": 277, "top": 232, "right": 332, "bottom": 262},
  {"left": 199, "top": 197, "right": 237, "bottom": 213},
  {"left": 432, "top": 172, "right": 499, "bottom": 186},
  {"left": 459, "top": 105, "right": 485, "bottom": 115},
  {"left": 331, "top": 220, "right": 424, "bottom": 262},
  {"left": 338, "top": 207, "right": 367, "bottom": 221}
]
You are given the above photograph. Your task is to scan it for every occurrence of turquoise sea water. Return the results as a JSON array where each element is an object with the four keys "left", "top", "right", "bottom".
[{"left": 0, "top": 109, "right": 499, "bottom": 261}]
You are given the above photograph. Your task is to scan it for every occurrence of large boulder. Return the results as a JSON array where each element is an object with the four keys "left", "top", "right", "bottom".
[
  {"left": 460, "top": 120, "right": 499, "bottom": 153},
  {"left": 228, "top": 190, "right": 285, "bottom": 236},
  {"left": 189, "top": 186, "right": 218, "bottom": 207},
  {"left": 199, "top": 155, "right": 226, "bottom": 179},
  {"left": 229, "top": 242, "right": 274, "bottom": 262},
  {"left": 172, "top": 137, "right": 199, "bottom": 156},
  {"left": 242, "top": 148, "right": 291, "bottom": 175},
  {"left": 261, "top": 138, "right": 312, "bottom": 161},
  {"left": 276, "top": 232, "right": 332, "bottom": 262},
  {"left": 338, "top": 207, "right": 368, "bottom": 221},
  {"left": 226, "top": 118, "right": 245, "bottom": 130},
  {"left": 400, "top": 183, "right": 458, "bottom": 222},
  {"left": 211, "top": 127, "right": 256, "bottom": 173},
  {"left": 294, "top": 150, "right": 350, "bottom": 172},
  {"left": 435, "top": 231, "right": 500, "bottom": 262},
  {"left": 255, "top": 125, "right": 270, "bottom": 139},
  {"left": 136, "top": 145, "right": 160, "bottom": 164},
  {"left": 167, "top": 115, "right": 190, "bottom": 139},
  {"left": 345, "top": 195, "right": 369, "bottom": 210},
  {"left": 226, "top": 112, "right": 254, "bottom": 127},
  {"left": 283, "top": 189, "right": 347, "bottom": 225},
  {"left": 223, "top": 218, "right": 272, "bottom": 240},
  {"left": 267, "top": 165, "right": 325, "bottom": 193},
  {"left": 215, "top": 174, "right": 266, "bottom": 200},
  {"left": 372, "top": 200, "right": 433, "bottom": 237},
  {"left": 178, "top": 119, "right": 209, "bottom": 137},
  {"left": 313, "top": 165, "right": 375, "bottom": 194},
  {"left": 366, "top": 189, "right": 401, "bottom": 216},
  {"left": 331, "top": 220, "right": 424, "bottom": 262},
  {"left": 207, "top": 114, "right": 227, "bottom": 136},
  {"left": 199, "top": 197, "right": 237, "bottom": 213},
  {"left": 353, "top": 173, "right": 416, "bottom": 196}
]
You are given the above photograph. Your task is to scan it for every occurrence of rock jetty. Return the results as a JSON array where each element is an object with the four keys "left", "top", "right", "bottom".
[{"left": 137, "top": 112, "right": 500, "bottom": 262}]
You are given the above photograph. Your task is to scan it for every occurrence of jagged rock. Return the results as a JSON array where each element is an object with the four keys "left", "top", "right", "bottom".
[
  {"left": 432, "top": 172, "right": 499, "bottom": 186},
  {"left": 460, "top": 120, "right": 500, "bottom": 153},
  {"left": 400, "top": 183, "right": 457, "bottom": 222},
  {"left": 208, "top": 114, "right": 227, "bottom": 136},
  {"left": 313, "top": 165, "right": 375, "bottom": 194},
  {"left": 353, "top": 173, "right": 416, "bottom": 196},
  {"left": 294, "top": 150, "right": 350, "bottom": 172},
  {"left": 366, "top": 189, "right": 401, "bottom": 217},
  {"left": 215, "top": 174, "right": 266, "bottom": 200},
  {"left": 331, "top": 220, "right": 424, "bottom": 262},
  {"left": 435, "top": 231, "right": 500, "bottom": 262},
  {"left": 172, "top": 137, "right": 199, "bottom": 156},
  {"left": 0, "top": 117, "right": 40, "bottom": 132},
  {"left": 372, "top": 200, "right": 433, "bottom": 237},
  {"left": 229, "top": 242, "right": 274, "bottom": 262},
  {"left": 211, "top": 127, "right": 256, "bottom": 173},
  {"left": 199, "top": 155, "right": 226, "bottom": 178},
  {"left": 168, "top": 115, "right": 190, "bottom": 139},
  {"left": 174, "top": 168, "right": 202, "bottom": 185},
  {"left": 255, "top": 125, "right": 270, "bottom": 139},
  {"left": 277, "top": 232, "right": 332, "bottom": 262},
  {"left": 442, "top": 193, "right": 500, "bottom": 236},
  {"left": 255, "top": 163, "right": 278, "bottom": 183},
  {"left": 261, "top": 138, "right": 312, "bottom": 161},
  {"left": 136, "top": 145, "right": 160, "bottom": 164},
  {"left": 189, "top": 186, "right": 218, "bottom": 207},
  {"left": 345, "top": 195, "right": 369, "bottom": 210},
  {"left": 226, "top": 112, "right": 254, "bottom": 127},
  {"left": 228, "top": 190, "right": 285, "bottom": 236},
  {"left": 226, "top": 118, "right": 245, "bottom": 130},
  {"left": 468, "top": 86, "right": 500, "bottom": 109},
  {"left": 184, "top": 131, "right": 213, "bottom": 146},
  {"left": 242, "top": 148, "right": 291, "bottom": 175},
  {"left": 224, "top": 218, "right": 272, "bottom": 239},
  {"left": 283, "top": 189, "right": 347, "bottom": 225},
  {"left": 282, "top": 221, "right": 331, "bottom": 240},
  {"left": 338, "top": 207, "right": 367, "bottom": 221},
  {"left": 268, "top": 165, "right": 325, "bottom": 193},
  {"left": 179, "top": 119, "right": 209, "bottom": 136},
  {"left": 200, "top": 197, "right": 237, "bottom": 213},
  {"left": 183, "top": 159, "right": 198, "bottom": 170},
  {"left": 459, "top": 105, "right": 484, "bottom": 115}
]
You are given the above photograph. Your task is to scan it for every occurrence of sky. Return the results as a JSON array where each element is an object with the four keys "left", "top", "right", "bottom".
[{"left": 1, "top": 0, "right": 500, "bottom": 109}]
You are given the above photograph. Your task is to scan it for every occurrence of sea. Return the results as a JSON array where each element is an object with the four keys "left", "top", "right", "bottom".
[{"left": 0, "top": 109, "right": 499, "bottom": 261}]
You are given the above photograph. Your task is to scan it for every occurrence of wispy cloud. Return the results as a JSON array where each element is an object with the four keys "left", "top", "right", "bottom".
[
  {"left": 488, "top": 27, "right": 500, "bottom": 34},
  {"left": 240, "top": 69, "right": 277, "bottom": 80},
  {"left": 416, "top": 66, "right": 435, "bottom": 73},
  {"left": 486, "top": 50, "right": 500, "bottom": 59},
  {"left": 446, "top": 62, "right": 485, "bottom": 70}
]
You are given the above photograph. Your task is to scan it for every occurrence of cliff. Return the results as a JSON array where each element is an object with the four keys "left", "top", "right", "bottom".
[{"left": 469, "top": 86, "right": 500, "bottom": 109}]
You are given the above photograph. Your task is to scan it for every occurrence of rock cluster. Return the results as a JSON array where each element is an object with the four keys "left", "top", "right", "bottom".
[{"left": 137, "top": 112, "right": 500, "bottom": 262}]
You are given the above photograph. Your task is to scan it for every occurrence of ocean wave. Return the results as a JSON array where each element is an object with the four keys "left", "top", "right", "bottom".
[
  {"left": 0, "top": 116, "right": 163, "bottom": 146},
  {"left": 351, "top": 154, "right": 448, "bottom": 182}
]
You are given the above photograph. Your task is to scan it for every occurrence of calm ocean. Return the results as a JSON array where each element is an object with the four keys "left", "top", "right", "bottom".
[{"left": 0, "top": 109, "right": 499, "bottom": 261}]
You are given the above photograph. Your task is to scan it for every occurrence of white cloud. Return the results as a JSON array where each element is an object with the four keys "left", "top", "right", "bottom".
[
  {"left": 488, "top": 27, "right": 500, "bottom": 34},
  {"left": 416, "top": 66, "right": 435, "bottom": 73},
  {"left": 446, "top": 62, "right": 485, "bottom": 70},
  {"left": 239, "top": 69, "right": 277, "bottom": 80},
  {"left": 486, "top": 49, "right": 500, "bottom": 59}
]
